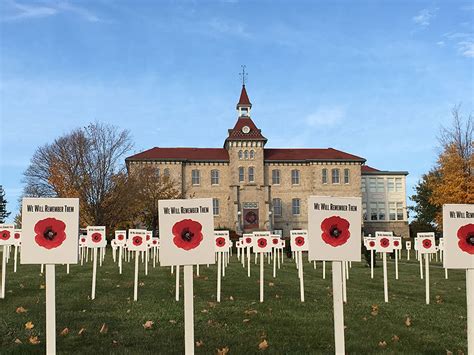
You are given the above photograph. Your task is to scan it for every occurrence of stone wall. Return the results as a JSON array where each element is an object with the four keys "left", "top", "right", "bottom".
[{"left": 363, "top": 221, "right": 410, "bottom": 239}]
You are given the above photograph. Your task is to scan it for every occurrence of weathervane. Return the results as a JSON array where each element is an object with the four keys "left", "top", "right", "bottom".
[{"left": 239, "top": 65, "right": 248, "bottom": 85}]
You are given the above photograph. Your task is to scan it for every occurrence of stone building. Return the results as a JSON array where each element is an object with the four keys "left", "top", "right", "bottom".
[{"left": 125, "top": 85, "right": 409, "bottom": 238}]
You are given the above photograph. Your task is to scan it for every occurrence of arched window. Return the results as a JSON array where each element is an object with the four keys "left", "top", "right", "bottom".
[
  {"left": 164, "top": 168, "right": 170, "bottom": 177},
  {"left": 244, "top": 150, "right": 249, "bottom": 160},
  {"left": 238, "top": 150, "right": 243, "bottom": 160},
  {"left": 248, "top": 166, "right": 255, "bottom": 182},
  {"left": 238, "top": 167, "right": 245, "bottom": 182},
  {"left": 322, "top": 168, "right": 328, "bottom": 184},
  {"left": 249, "top": 150, "right": 255, "bottom": 159},
  {"left": 331, "top": 169, "right": 340, "bottom": 184}
]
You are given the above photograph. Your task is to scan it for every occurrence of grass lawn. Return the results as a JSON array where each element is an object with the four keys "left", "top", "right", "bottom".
[{"left": 0, "top": 248, "right": 469, "bottom": 354}]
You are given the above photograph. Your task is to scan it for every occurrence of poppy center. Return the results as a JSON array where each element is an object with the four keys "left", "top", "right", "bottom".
[
  {"left": 181, "top": 228, "right": 194, "bottom": 242},
  {"left": 43, "top": 227, "right": 57, "bottom": 241},
  {"left": 467, "top": 233, "right": 474, "bottom": 246},
  {"left": 1, "top": 232, "right": 7, "bottom": 239},
  {"left": 330, "top": 226, "right": 341, "bottom": 238}
]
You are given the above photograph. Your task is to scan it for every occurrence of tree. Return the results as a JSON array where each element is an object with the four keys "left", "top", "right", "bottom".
[
  {"left": 0, "top": 185, "right": 11, "bottom": 223},
  {"left": 23, "top": 122, "right": 134, "bottom": 232},
  {"left": 409, "top": 170, "right": 440, "bottom": 229}
]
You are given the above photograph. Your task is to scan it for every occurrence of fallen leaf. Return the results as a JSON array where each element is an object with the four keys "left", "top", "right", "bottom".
[
  {"left": 258, "top": 339, "right": 269, "bottom": 350},
  {"left": 40, "top": 284, "right": 45, "bottom": 289},
  {"left": 392, "top": 335, "right": 400, "bottom": 342},
  {"left": 196, "top": 340, "right": 204, "bottom": 347},
  {"left": 229, "top": 296, "right": 234, "bottom": 301},
  {"left": 268, "top": 282, "right": 274, "bottom": 287},
  {"left": 275, "top": 294, "right": 281, "bottom": 299},
  {"left": 100, "top": 323, "right": 108, "bottom": 334},
  {"left": 116, "top": 285, "right": 120, "bottom": 288},
  {"left": 243, "top": 319, "right": 250, "bottom": 323},
  {"left": 446, "top": 351, "right": 453, "bottom": 355},
  {"left": 405, "top": 316, "right": 412, "bottom": 327},
  {"left": 139, "top": 282, "right": 145, "bottom": 287},
  {"left": 16, "top": 307, "right": 27, "bottom": 314},
  {"left": 371, "top": 304, "right": 379, "bottom": 316},
  {"left": 169, "top": 320, "right": 177, "bottom": 324},
  {"left": 201, "top": 309, "right": 209, "bottom": 313},
  {"left": 143, "top": 320, "right": 154, "bottom": 329},
  {"left": 204, "top": 277, "right": 209, "bottom": 281},
  {"left": 112, "top": 340, "right": 118, "bottom": 345},
  {"left": 244, "top": 309, "right": 258, "bottom": 316},
  {"left": 126, "top": 309, "right": 131, "bottom": 313},
  {"left": 217, "top": 346, "right": 229, "bottom": 355},
  {"left": 362, "top": 317, "right": 368, "bottom": 321},
  {"left": 378, "top": 340, "right": 387, "bottom": 348},
  {"left": 14, "top": 338, "right": 22, "bottom": 344},
  {"left": 208, "top": 301, "right": 217, "bottom": 308},
  {"left": 25, "top": 321, "right": 34, "bottom": 330},
  {"left": 78, "top": 328, "right": 86, "bottom": 336},
  {"left": 60, "top": 328, "right": 69, "bottom": 336},
  {"left": 29, "top": 336, "right": 40, "bottom": 345},
  {"left": 19, "top": 283, "right": 25, "bottom": 289},
  {"left": 436, "top": 295, "right": 444, "bottom": 304}
]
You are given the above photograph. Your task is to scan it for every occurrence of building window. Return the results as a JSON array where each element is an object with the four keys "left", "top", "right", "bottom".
[
  {"left": 378, "top": 202, "right": 386, "bottom": 220},
  {"left": 272, "top": 169, "right": 280, "bottom": 185},
  {"left": 291, "top": 169, "right": 300, "bottom": 185},
  {"left": 377, "top": 178, "right": 384, "bottom": 192},
  {"left": 249, "top": 150, "right": 255, "bottom": 159},
  {"left": 395, "top": 178, "right": 403, "bottom": 192},
  {"left": 211, "top": 169, "right": 219, "bottom": 185},
  {"left": 244, "top": 150, "right": 249, "bottom": 160},
  {"left": 292, "top": 198, "right": 301, "bottom": 215},
  {"left": 344, "top": 169, "right": 350, "bottom": 184},
  {"left": 361, "top": 178, "right": 366, "bottom": 192},
  {"left": 369, "top": 177, "right": 376, "bottom": 192},
  {"left": 332, "top": 169, "right": 340, "bottom": 184},
  {"left": 387, "top": 178, "right": 395, "bottom": 192},
  {"left": 273, "top": 198, "right": 282, "bottom": 216},
  {"left": 191, "top": 169, "right": 200, "bottom": 185},
  {"left": 389, "top": 202, "right": 396, "bottom": 220},
  {"left": 322, "top": 168, "right": 328, "bottom": 184},
  {"left": 397, "top": 202, "right": 404, "bottom": 220},
  {"left": 163, "top": 168, "right": 170, "bottom": 177},
  {"left": 238, "top": 150, "right": 243, "bottom": 160},
  {"left": 370, "top": 202, "right": 378, "bottom": 220},
  {"left": 248, "top": 166, "right": 255, "bottom": 182},
  {"left": 362, "top": 202, "right": 367, "bottom": 220},
  {"left": 238, "top": 167, "right": 244, "bottom": 182},
  {"left": 213, "top": 198, "right": 220, "bottom": 216}
]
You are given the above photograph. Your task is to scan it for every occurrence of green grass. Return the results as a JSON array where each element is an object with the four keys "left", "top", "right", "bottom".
[{"left": 0, "top": 249, "right": 469, "bottom": 354}]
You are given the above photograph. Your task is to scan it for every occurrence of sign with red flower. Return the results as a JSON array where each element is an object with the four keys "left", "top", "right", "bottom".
[
  {"left": 0, "top": 224, "right": 15, "bottom": 246},
  {"left": 442, "top": 204, "right": 474, "bottom": 269},
  {"left": 364, "top": 237, "right": 376, "bottom": 251},
  {"left": 214, "top": 230, "right": 230, "bottom": 251},
  {"left": 416, "top": 233, "right": 436, "bottom": 254},
  {"left": 127, "top": 229, "right": 148, "bottom": 251},
  {"left": 242, "top": 233, "right": 254, "bottom": 247},
  {"left": 308, "top": 196, "right": 362, "bottom": 262},
  {"left": 114, "top": 230, "right": 127, "bottom": 245},
  {"left": 406, "top": 241, "right": 412, "bottom": 250},
  {"left": 86, "top": 226, "right": 106, "bottom": 248},
  {"left": 158, "top": 198, "right": 215, "bottom": 266},
  {"left": 290, "top": 230, "right": 308, "bottom": 251},
  {"left": 13, "top": 229, "right": 22, "bottom": 246},
  {"left": 21, "top": 198, "right": 79, "bottom": 264},
  {"left": 392, "top": 236, "right": 402, "bottom": 250},
  {"left": 252, "top": 231, "right": 272, "bottom": 253},
  {"left": 375, "top": 231, "right": 394, "bottom": 252}
]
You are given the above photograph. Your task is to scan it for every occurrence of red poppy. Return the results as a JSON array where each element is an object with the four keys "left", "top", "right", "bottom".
[
  {"left": 272, "top": 238, "right": 279, "bottom": 245},
  {"left": 34, "top": 218, "right": 66, "bottom": 249},
  {"left": 172, "top": 219, "right": 203, "bottom": 251},
  {"left": 0, "top": 230, "right": 11, "bottom": 241},
  {"left": 422, "top": 239, "right": 432, "bottom": 249},
  {"left": 216, "top": 237, "right": 226, "bottom": 247},
  {"left": 245, "top": 237, "right": 252, "bottom": 245},
  {"left": 146, "top": 235, "right": 151, "bottom": 241},
  {"left": 457, "top": 224, "right": 474, "bottom": 254},
  {"left": 295, "top": 236, "right": 305, "bottom": 247},
  {"left": 81, "top": 237, "right": 86, "bottom": 243},
  {"left": 394, "top": 240, "right": 400, "bottom": 247},
  {"left": 320, "top": 216, "right": 350, "bottom": 247},
  {"left": 380, "top": 238, "right": 390, "bottom": 248},
  {"left": 133, "top": 236, "right": 143, "bottom": 246},
  {"left": 152, "top": 240, "right": 157, "bottom": 245},
  {"left": 14, "top": 232, "right": 21, "bottom": 239},
  {"left": 369, "top": 241, "right": 375, "bottom": 248},
  {"left": 257, "top": 238, "right": 267, "bottom": 248},
  {"left": 91, "top": 233, "right": 102, "bottom": 243},
  {"left": 117, "top": 234, "right": 124, "bottom": 241}
]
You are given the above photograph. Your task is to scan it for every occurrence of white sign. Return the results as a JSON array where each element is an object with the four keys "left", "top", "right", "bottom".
[
  {"left": 308, "top": 196, "right": 362, "bottom": 262},
  {"left": 290, "top": 230, "right": 309, "bottom": 251},
  {"left": 406, "top": 241, "right": 412, "bottom": 250},
  {"left": 242, "top": 234, "right": 254, "bottom": 247},
  {"left": 214, "top": 230, "right": 229, "bottom": 251},
  {"left": 158, "top": 198, "right": 215, "bottom": 266},
  {"left": 86, "top": 226, "right": 106, "bottom": 248},
  {"left": 365, "top": 237, "right": 376, "bottom": 251},
  {"left": 0, "top": 224, "right": 15, "bottom": 245},
  {"left": 115, "top": 230, "right": 127, "bottom": 245},
  {"left": 392, "top": 236, "right": 402, "bottom": 250},
  {"left": 417, "top": 233, "right": 436, "bottom": 254},
  {"left": 21, "top": 198, "right": 79, "bottom": 265},
  {"left": 375, "top": 231, "right": 394, "bottom": 252},
  {"left": 252, "top": 231, "right": 272, "bottom": 253},
  {"left": 443, "top": 204, "right": 474, "bottom": 269},
  {"left": 127, "top": 229, "right": 148, "bottom": 251}
]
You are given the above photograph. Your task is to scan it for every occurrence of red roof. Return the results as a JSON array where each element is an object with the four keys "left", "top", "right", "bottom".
[
  {"left": 126, "top": 147, "right": 229, "bottom": 162},
  {"left": 361, "top": 165, "right": 380, "bottom": 173},
  {"left": 237, "top": 85, "right": 251, "bottom": 106},
  {"left": 264, "top": 148, "right": 365, "bottom": 162},
  {"left": 226, "top": 117, "right": 267, "bottom": 142}
]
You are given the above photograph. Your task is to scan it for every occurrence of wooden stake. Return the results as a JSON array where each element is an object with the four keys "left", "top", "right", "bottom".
[
  {"left": 466, "top": 269, "right": 473, "bottom": 355},
  {"left": 395, "top": 249, "right": 399, "bottom": 280},
  {"left": 332, "top": 261, "right": 345, "bottom": 355},
  {"left": 260, "top": 253, "right": 264, "bottom": 303},
  {"left": 46, "top": 264, "right": 56, "bottom": 355},
  {"left": 133, "top": 251, "right": 139, "bottom": 301},
  {"left": 1, "top": 245, "right": 6, "bottom": 299},
  {"left": 370, "top": 250, "right": 374, "bottom": 279},
  {"left": 425, "top": 254, "right": 430, "bottom": 305},
  {"left": 217, "top": 253, "right": 222, "bottom": 302},
  {"left": 91, "top": 248, "right": 97, "bottom": 300},
  {"left": 298, "top": 251, "right": 304, "bottom": 302},
  {"left": 176, "top": 265, "right": 180, "bottom": 301},
  {"left": 184, "top": 265, "right": 194, "bottom": 355},
  {"left": 383, "top": 253, "right": 388, "bottom": 303}
]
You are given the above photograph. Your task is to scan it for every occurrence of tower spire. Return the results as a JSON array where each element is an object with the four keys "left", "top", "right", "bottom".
[
  {"left": 239, "top": 64, "right": 247, "bottom": 86},
  {"left": 236, "top": 65, "right": 251, "bottom": 116}
]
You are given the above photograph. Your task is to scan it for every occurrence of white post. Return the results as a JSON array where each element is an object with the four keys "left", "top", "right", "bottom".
[
  {"left": 217, "top": 253, "right": 222, "bottom": 302},
  {"left": 342, "top": 261, "right": 347, "bottom": 303},
  {"left": 313, "top": 260, "right": 316, "bottom": 269},
  {"left": 222, "top": 252, "right": 226, "bottom": 277},
  {"left": 298, "top": 251, "right": 304, "bottom": 302},
  {"left": 395, "top": 249, "right": 399, "bottom": 280},
  {"left": 407, "top": 249, "right": 410, "bottom": 261},
  {"left": 119, "top": 246, "right": 123, "bottom": 274},
  {"left": 196, "top": 264, "right": 200, "bottom": 276},
  {"left": 425, "top": 254, "right": 430, "bottom": 305},
  {"left": 466, "top": 269, "right": 473, "bottom": 355},
  {"left": 14, "top": 245, "right": 18, "bottom": 273},
  {"left": 323, "top": 260, "right": 326, "bottom": 279},
  {"left": 259, "top": 253, "right": 264, "bottom": 303},
  {"left": 46, "top": 264, "right": 56, "bottom": 355},
  {"left": 91, "top": 248, "right": 97, "bottom": 300},
  {"left": 133, "top": 251, "right": 139, "bottom": 301},
  {"left": 145, "top": 249, "right": 148, "bottom": 276},
  {"left": 66, "top": 264, "right": 69, "bottom": 274},
  {"left": 273, "top": 250, "right": 276, "bottom": 278},
  {"left": 332, "top": 261, "right": 345, "bottom": 355},
  {"left": 184, "top": 265, "right": 194, "bottom": 355},
  {"left": 1, "top": 245, "right": 6, "bottom": 299},
  {"left": 383, "top": 253, "right": 388, "bottom": 303},
  {"left": 345, "top": 261, "right": 349, "bottom": 280},
  {"left": 247, "top": 247, "right": 251, "bottom": 278},
  {"left": 41, "top": 263, "right": 44, "bottom": 274},
  {"left": 99, "top": 248, "right": 103, "bottom": 267},
  {"left": 445, "top": 267, "right": 448, "bottom": 279},
  {"left": 277, "top": 249, "right": 281, "bottom": 269},
  {"left": 171, "top": 264, "right": 174, "bottom": 274},
  {"left": 176, "top": 265, "right": 180, "bottom": 301},
  {"left": 419, "top": 255, "right": 424, "bottom": 279},
  {"left": 370, "top": 250, "right": 374, "bottom": 279}
]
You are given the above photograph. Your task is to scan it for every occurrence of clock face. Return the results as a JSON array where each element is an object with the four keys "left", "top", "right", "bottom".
[{"left": 242, "top": 126, "right": 250, "bottom": 134}]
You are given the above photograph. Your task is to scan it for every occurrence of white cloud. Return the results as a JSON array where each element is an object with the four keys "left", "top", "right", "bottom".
[
  {"left": 412, "top": 7, "right": 438, "bottom": 27},
  {"left": 458, "top": 40, "right": 474, "bottom": 57},
  {"left": 207, "top": 18, "right": 250, "bottom": 38},
  {"left": 305, "top": 106, "right": 345, "bottom": 127},
  {"left": 436, "top": 41, "right": 445, "bottom": 46}
]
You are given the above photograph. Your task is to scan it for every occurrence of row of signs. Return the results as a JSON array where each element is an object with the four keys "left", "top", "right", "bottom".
[{"left": 1, "top": 197, "right": 472, "bottom": 269}]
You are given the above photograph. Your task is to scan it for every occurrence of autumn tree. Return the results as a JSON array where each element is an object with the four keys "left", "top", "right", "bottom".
[
  {"left": 0, "top": 185, "right": 10, "bottom": 223},
  {"left": 409, "top": 170, "right": 439, "bottom": 234}
]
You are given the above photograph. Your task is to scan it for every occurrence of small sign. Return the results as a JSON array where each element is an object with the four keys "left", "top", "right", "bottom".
[
  {"left": 115, "top": 230, "right": 127, "bottom": 245},
  {"left": 308, "top": 196, "right": 362, "bottom": 261},
  {"left": 252, "top": 231, "right": 272, "bottom": 253},
  {"left": 127, "top": 229, "right": 148, "bottom": 251},
  {"left": 86, "top": 226, "right": 106, "bottom": 248},
  {"left": 365, "top": 237, "right": 376, "bottom": 250},
  {"left": 406, "top": 241, "right": 412, "bottom": 250},
  {"left": 214, "top": 230, "right": 230, "bottom": 251},
  {"left": 392, "top": 236, "right": 402, "bottom": 250},
  {"left": 375, "top": 231, "right": 394, "bottom": 253},
  {"left": 442, "top": 204, "right": 474, "bottom": 269},
  {"left": 290, "top": 230, "right": 309, "bottom": 251},
  {"left": 0, "top": 224, "right": 15, "bottom": 245},
  {"left": 417, "top": 233, "right": 436, "bottom": 254},
  {"left": 242, "top": 233, "right": 254, "bottom": 247},
  {"left": 13, "top": 229, "right": 22, "bottom": 246},
  {"left": 158, "top": 198, "right": 215, "bottom": 266}
]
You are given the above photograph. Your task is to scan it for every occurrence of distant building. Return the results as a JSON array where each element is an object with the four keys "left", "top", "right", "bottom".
[{"left": 126, "top": 85, "right": 409, "bottom": 238}]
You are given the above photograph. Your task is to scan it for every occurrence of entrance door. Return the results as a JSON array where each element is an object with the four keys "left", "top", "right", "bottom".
[{"left": 242, "top": 202, "right": 259, "bottom": 230}]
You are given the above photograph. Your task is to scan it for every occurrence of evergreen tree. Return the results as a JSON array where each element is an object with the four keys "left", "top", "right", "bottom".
[{"left": 0, "top": 185, "right": 11, "bottom": 223}]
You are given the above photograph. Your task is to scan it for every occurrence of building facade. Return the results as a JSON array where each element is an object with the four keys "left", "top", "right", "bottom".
[{"left": 126, "top": 85, "right": 409, "bottom": 238}]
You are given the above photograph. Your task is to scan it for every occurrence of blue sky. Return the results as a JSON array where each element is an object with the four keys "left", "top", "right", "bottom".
[{"left": 1, "top": 0, "right": 473, "bottom": 221}]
